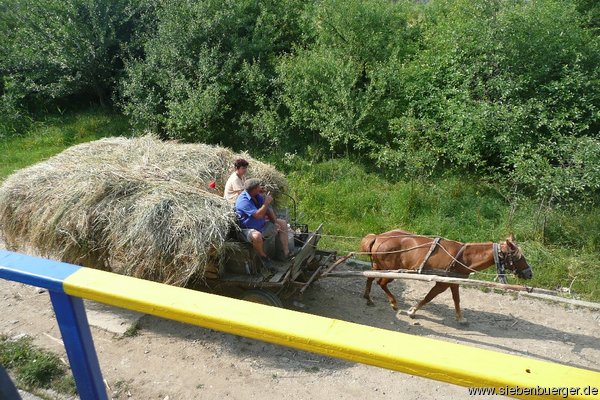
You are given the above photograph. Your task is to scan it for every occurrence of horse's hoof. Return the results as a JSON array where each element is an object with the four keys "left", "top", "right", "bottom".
[
  {"left": 407, "top": 308, "right": 417, "bottom": 319},
  {"left": 457, "top": 317, "right": 468, "bottom": 325},
  {"left": 366, "top": 300, "right": 375, "bottom": 307},
  {"left": 391, "top": 304, "right": 398, "bottom": 311}
]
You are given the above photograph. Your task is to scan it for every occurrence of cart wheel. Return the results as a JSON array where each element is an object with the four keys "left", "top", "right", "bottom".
[{"left": 241, "top": 289, "right": 284, "bottom": 307}]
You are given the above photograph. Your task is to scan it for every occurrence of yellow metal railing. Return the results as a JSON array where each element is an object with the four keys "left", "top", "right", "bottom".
[{"left": 2, "top": 250, "right": 599, "bottom": 399}]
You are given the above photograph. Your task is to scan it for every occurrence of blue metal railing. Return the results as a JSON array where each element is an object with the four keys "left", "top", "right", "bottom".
[{"left": 2, "top": 249, "right": 600, "bottom": 400}]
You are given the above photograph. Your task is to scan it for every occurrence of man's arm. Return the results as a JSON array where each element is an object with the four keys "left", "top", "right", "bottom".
[
  {"left": 266, "top": 206, "right": 278, "bottom": 222},
  {"left": 252, "top": 193, "right": 273, "bottom": 219}
]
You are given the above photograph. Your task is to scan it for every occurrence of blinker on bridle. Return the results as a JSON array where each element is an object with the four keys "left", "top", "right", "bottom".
[{"left": 493, "top": 242, "right": 530, "bottom": 283}]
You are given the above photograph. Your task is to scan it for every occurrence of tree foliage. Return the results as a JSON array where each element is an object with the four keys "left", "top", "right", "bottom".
[
  {"left": 275, "top": 0, "right": 600, "bottom": 205},
  {"left": 392, "top": 0, "right": 600, "bottom": 201},
  {"left": 2, "top": 0, "right": 599, "bottom": 205},
  {"left": 120, "top": 0, "right": 306, "bottom": 145},
  {"left": 277, "top": 0, "right": 418, "bottom": 155},
  {"left": 0, "top": 0, "right": 151, "bottom": 137}
]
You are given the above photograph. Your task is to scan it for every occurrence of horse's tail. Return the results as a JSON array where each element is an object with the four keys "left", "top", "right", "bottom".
[{"left": 360, "top": 234, "right": 378, "bottom": 269}]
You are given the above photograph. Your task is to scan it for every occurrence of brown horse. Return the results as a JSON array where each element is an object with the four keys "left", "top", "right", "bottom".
[{"left": 360, "top": 230, "right": 533, "bottom": 324}]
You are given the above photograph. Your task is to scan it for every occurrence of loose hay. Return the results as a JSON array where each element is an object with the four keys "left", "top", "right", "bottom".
[{"left": 0, "top": 136, "right": 288, "bottom": 286}]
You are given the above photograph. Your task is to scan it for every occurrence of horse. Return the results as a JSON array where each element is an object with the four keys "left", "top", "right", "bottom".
[{"left": 360, "top": 230, "right": 533, "bottom": 324}]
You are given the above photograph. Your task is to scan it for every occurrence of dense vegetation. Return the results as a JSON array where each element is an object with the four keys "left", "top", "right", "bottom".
[
  {"left": 1, "top": 0, "right": 599, "bottom": 298},
  {"left": 2, "top": 0, "right": 599, "bottom": 204}
]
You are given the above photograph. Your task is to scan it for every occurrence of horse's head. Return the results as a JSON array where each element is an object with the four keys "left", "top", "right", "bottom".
[{"left": 501, "top": 234, "right": 533, "bottom": 279}]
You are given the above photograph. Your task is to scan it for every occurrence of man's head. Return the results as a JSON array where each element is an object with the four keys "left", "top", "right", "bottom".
[{"left": 244, "top": 178, "right": 262, "bottom": 196}]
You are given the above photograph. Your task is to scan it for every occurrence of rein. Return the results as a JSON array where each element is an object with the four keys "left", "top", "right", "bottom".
[{"left": 364, "top": 237, "right": 483, "bottom": 277}]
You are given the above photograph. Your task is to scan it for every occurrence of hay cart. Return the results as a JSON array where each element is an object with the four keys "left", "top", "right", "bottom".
[{"left": 204, "top": 222, "right": 338, "bottom": 307}]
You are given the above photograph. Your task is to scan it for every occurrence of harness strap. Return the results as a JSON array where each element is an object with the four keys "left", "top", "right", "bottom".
[
  {"left": 493, "top": 242, "right": 508, "bottom": 284},
  {"left": 418, "top": 237, "right": 441, "bottom": 273},
  {"left": 446, "top": 244, "right": 466, "bottom": 272}
]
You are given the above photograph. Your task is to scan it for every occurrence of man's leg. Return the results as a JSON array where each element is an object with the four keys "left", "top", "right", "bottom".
[
  {"left": 249, "top": 229, "right": 276, "bottom": 272},
  {"left": 275, "top": 218, "right": 289, "bottom": 258},
  {"left": 249, "top": 230, "right": 267, "bottom": 257}
]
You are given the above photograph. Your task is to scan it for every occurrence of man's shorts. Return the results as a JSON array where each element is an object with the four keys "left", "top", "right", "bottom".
[{"left": 240, "top": 221, "right": 277, "bottom": 242}]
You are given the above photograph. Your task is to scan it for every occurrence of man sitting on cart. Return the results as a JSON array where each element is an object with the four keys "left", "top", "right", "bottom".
[{"left": 235, "top": 178, "right": 289, "bottom": 270}]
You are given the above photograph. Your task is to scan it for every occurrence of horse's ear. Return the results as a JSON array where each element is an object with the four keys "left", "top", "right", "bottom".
[{"left": 506, "top": 233, "right": 517, "bottom": 250}]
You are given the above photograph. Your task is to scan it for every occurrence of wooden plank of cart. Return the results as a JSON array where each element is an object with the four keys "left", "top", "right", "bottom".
[{"left": 202, "top": 223, "right": 337, "bottom": 307}]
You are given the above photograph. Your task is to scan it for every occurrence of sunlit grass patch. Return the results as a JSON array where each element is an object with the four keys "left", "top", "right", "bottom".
[{"left": 0, "top": 334, "right": 77, "bottom": 396}]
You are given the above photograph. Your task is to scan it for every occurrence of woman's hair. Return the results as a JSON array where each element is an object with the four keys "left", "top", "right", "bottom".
[{"left": 234, "top": 158, "right": 249, "bottom": 169}]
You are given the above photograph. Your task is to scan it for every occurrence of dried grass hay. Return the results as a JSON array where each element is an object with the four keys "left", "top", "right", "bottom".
[{"left": 0, "top": 136, "right": 288, "bottom": 286}]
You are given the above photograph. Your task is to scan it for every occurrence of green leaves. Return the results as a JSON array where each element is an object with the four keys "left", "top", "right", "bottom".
[
  {"left": 0, "top": 0, "right": 145, "bottom": 104},
  {"left": 277, "top": 0, "right": 417, "bottom": 156},
  {"left": 120, "top": 0, "right": 307, "bottom": 145},
  {"left": 2, "top": 0, "right": 600, "bottom": 206},
  {"left": 510, "top": 136, "right": 600, "bottom": 205}
]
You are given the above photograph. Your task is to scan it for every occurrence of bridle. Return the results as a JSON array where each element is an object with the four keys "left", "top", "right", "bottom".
[{"left": 493, "top": 242, "right": 531, "bottom": 283}]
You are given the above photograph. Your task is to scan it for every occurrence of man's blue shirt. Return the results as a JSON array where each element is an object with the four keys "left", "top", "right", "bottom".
[{"left": 235, "top": 190, "right": 266, "bottom": 231}]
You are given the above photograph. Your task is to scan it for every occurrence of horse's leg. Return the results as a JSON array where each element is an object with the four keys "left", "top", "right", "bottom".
[
  {"left": 450, "top": 284, "right": 468, "bottom": 325},
  {"left": 407, "top": 282, "right": 450, "bottom": 319},
  {"left": 363, "top": 277, "right": 375, "bottom": 306},
  {"left": 377, "top": 278, "right": 398, "bottom": 310}
]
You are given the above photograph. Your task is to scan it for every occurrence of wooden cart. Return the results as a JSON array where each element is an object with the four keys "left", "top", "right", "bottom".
[{"left": 203, "top": 223, "right": 337, "bottom": 307}]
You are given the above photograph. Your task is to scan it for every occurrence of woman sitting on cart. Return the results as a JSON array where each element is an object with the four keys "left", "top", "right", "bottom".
[
  {"left": 235, "top": 178, "right": 289, "bottom": 270},
  {"left": 224, "top": 158, "right": 248, "bottom": 204}
]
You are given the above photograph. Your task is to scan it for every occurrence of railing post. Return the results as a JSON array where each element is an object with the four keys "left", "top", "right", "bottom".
[{"left": 49, "top": 292, "right": 108, "bottom": 400}]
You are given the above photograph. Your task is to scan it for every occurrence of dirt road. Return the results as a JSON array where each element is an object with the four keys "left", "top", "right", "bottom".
[{"left": 1, "top": 258, "right": 599, "bottom": 400}]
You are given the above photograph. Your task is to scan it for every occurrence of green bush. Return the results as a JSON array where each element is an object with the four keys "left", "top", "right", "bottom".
[
  {"left": 120, "top": 0, "right": 306, "bottom": 146},
  {"left": 574, "top": 0, "right": 600, "bottom": 30},
  {"left": 389, "top": 0, "right": 600, "bottom": 201},
  {"left": 278, "top": 0, "right": 418, "bottom": 156},
  {"left": 0, "top": 79, "right": 31, "bottom": 138},
  {"left": 0, "top": 0, "right": 151, "bottom": 133},
  {"left": 510, "top": 136, "right": 600, "bottom": 205},
  {"left": 275, "top": 0, "right": 600, "bottom": 206}
]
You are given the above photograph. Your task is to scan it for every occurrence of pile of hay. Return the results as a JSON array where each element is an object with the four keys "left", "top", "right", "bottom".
[{"left": 0, "top": 136, "right": 288, "bottom": 286}]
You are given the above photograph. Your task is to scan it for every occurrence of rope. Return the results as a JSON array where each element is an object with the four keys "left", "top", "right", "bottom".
[
  {"left": 316, "top": 232, "right": 439, "bottom": 240},
  {"left": 297, "top": 232, "right": 501, "bottom": 278}
]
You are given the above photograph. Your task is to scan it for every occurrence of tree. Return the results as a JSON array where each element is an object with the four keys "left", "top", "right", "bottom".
[
  {"left": 392, "top": 0, "right": 600, "bottom": 180},
  {"left": 0, "top": 0, "right": 151, "bottom": 114},
  {"left": 120, "top": 0, "right": 306, "bottom": 146},
  {"left": 277, "top": 0, "right": 419, "bottom": 156}
]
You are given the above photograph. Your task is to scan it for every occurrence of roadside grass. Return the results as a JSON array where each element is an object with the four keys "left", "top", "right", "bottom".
[
  {"left": 0, "top": 108, "right": 131, "bottom": 180},
  {"left": 0, "top": 334, "right": 77, "bottom": 397}
]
